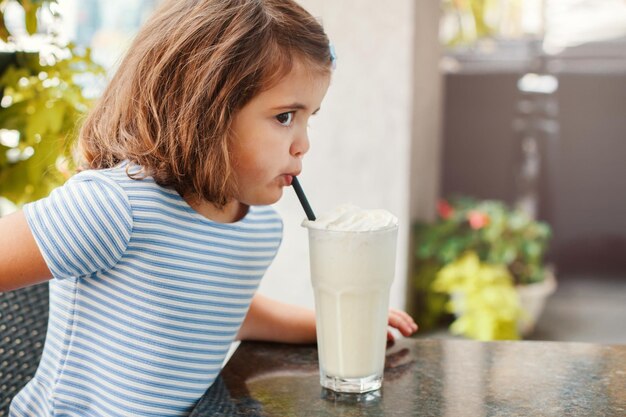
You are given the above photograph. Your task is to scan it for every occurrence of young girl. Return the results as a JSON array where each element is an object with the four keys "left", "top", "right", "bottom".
[{"left": 0, "top": 1, "right": 417, "bottom": 416}]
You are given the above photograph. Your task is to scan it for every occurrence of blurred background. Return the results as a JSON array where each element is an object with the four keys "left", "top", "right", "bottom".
[{"left": 1, "top": 0, "right": 625, "bottom": 344}]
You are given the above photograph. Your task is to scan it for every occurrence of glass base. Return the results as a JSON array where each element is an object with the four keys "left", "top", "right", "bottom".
[
  {"left": 320, "top": 372, "right": 382, "bottom": 393},
  {"left": 321, "top": 388, "right": 382, "bottom": 404}
]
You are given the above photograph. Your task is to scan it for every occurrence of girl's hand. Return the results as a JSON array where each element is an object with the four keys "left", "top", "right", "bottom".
[{"left": 387, "top": 308, "right": 418, "bottom": 341}]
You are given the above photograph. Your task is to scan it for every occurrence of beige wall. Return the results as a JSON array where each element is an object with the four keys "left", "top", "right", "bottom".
[{"left": 258, "top": 0, "right": 429, "bottom": 312}]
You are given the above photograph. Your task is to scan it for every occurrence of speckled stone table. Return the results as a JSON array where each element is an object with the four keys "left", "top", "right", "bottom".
[{"left": 190, "top": 338, "right": 626, "bottom": 417}]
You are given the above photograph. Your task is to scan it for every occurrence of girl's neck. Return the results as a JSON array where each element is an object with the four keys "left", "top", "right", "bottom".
[{"left": 183, "top": 196, "right": 248, "bottom": 223}]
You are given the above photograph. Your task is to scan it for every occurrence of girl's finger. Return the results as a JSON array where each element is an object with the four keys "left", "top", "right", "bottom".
[
  {"left": 388, "top": 309, "right": 418, "bottom": 336},
  {"left": 391, "top": 308, "right": 418, "bottom": 331}
]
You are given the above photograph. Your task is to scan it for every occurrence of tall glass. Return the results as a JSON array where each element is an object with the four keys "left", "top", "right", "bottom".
[{"left": 305, "top": 224, "right": 398, "bottom": 393}]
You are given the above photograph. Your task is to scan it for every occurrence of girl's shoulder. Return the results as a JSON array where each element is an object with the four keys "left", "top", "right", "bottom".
[
  {"left": 24, "top": 164, "right": 134, "bottom": 280},
  {"left": 70, "top": 161, "right": 160, "bottom": 200},
  {"left": 71, "top": 160, "right": 141, "bottom": 182},
  {"left": 69, "top": 164, "right": 130, "bottom": 190}
]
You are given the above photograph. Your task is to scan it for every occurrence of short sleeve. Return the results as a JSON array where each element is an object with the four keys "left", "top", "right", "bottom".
[{"left": 23, "top": 171, "right": 133, "bottom": 280}]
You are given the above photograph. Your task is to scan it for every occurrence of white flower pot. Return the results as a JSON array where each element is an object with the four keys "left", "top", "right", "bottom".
[{"left": 516, "top": 269, "right": 557, "bottom": 336}]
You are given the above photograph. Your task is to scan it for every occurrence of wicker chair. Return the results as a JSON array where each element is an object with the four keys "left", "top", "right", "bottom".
[{"left": 0, "top": 282, "right": 49, "bottom": 417}]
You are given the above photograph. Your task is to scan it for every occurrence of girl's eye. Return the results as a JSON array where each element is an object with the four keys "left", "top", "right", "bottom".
[{"left": 276, "top": 112, "right": 294, "bottom": 127}]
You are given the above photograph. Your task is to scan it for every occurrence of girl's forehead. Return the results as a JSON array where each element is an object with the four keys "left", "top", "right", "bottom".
[
  {"left": 259, "top": 68, "right": 330, "bottom": 102},
  {"left": 260, "top": 53, "right": 330, "bottom": 88},
  {"left": 256, "top": 68, "right": 330, "bottom": 108},
  {"left": 261, "top": 61, "right": 330, "bottom": 96}
]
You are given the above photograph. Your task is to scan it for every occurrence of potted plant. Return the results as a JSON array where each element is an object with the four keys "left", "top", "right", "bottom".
[
  {"left": 0, "top": 0, "right": 104, "bottom": 212},
  {"left": 412, "top": 196, "right": 555, "bottom": 340}
]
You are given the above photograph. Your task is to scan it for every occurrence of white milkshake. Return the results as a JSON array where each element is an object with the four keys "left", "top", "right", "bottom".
[{"left": 303, "top": 204, "right": 398, "bottom": 393}]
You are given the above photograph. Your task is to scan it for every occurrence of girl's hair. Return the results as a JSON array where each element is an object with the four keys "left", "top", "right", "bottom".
[{"left": 79, "top": 0, "right": 331, "bottom": 207}]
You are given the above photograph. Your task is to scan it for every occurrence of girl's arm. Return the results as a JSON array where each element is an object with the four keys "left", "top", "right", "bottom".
[
  {"left": 0, "top": 210, "right": 52, "bottom": 292},
  {"left": 236, "top": 294, "right": 418, "bottom": 344},
  {"left": 237, "top": 293, "right": 317, "bottom": 343}
]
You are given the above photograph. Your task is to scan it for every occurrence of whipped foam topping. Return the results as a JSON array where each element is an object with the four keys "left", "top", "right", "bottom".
[{"left": 302, "top": 204, "right": 398, "bottom": 232}]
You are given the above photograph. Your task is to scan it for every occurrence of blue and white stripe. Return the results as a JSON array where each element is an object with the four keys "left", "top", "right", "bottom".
[{"left": 11, "top": 162, "right": 283, "bottom": 417}]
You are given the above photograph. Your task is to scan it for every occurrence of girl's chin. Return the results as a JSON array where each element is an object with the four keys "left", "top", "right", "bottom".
[
  {"left": 245, "top": 187, "right": 283, "bottom": 206},
  {"left": 265, "top": 188, "right": 284, "bottom": 205}
]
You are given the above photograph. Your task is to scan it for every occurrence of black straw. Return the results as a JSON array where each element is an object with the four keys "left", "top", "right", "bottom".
[{"left": 291, "top": 176, "right": 316, "bottom": 221}]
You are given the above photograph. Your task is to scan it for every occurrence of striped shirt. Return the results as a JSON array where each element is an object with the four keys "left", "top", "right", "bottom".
[{"left": 10, "top": 162, "right": 283, "bottom": 417}]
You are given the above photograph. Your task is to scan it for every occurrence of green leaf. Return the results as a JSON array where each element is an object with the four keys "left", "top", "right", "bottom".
[
  {"left": 47, "top": 100, "right": 66, "bottom": 134},
  {"left": 0, "top": 160, "right": 32, "bottom": 203},
  {"left": 24, "top": 7, "right": 38, "bottom": 36},
  {"left": 0, "top": 11, "right": 10, "bottom": 42}
]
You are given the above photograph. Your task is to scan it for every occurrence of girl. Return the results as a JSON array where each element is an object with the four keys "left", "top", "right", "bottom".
[{"left": 0, "top": 0, "right": 417, "bottom": 416}]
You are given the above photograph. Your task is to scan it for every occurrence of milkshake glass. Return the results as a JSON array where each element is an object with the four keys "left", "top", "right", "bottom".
[{"left": 303, "top": 205, "right": 398, "bottom": 393}]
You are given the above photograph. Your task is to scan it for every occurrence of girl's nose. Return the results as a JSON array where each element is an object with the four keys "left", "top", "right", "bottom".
[{"left": 290, "top": 131, "right": 310, "bottom": 158}]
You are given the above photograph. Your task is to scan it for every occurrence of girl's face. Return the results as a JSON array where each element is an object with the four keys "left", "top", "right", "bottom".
[{"left": 230, "top": 61, "right": 331, "bottom": 206}]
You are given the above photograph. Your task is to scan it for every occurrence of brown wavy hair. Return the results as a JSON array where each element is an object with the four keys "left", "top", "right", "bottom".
[{"left": 78, "top": 0, "right": 331, "bottom": 207}]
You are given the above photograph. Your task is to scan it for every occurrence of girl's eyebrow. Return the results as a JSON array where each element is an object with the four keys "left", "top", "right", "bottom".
[{"left": 273, "top": 103, "right": 321, "bottom": 114}]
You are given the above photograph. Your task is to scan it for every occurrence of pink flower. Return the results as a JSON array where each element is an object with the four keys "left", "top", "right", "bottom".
[
  {"left": 468, "top": 210, "right": 490, "bottom": 230},
  {"left": 437, "top": 199, "right": 454, "bottom": 220}
]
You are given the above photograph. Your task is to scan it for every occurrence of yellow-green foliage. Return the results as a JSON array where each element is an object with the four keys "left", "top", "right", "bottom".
[
  {"left": 432, "top": 251, "right": 522, "bottom": 340},
  {"left": 0, "top": 48, "right": 103, "bottom": 205},
  {"left": 0, "top": 0, "right": 105, "bottom": 207},
  {"left": 0, "top": 1, "right": 55, "bottom": 41}
]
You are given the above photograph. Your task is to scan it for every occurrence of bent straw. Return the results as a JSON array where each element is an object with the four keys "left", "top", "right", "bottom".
[{"left": 291, "top": 176, "right": 316, "bottom": 221}]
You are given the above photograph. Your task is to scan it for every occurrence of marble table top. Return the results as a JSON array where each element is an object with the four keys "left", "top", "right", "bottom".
[{"left": 190, "top": 338, "right": 626, "bottom": 416}]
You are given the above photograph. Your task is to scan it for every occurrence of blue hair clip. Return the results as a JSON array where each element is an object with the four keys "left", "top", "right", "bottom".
[{"left": 329, "top": 43, "right": 337, "bottom": 70}]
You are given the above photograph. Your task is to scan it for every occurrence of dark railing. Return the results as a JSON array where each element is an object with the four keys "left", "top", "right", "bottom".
[{"left": 0, "top": 282, "right": 49, "bottom": 416}]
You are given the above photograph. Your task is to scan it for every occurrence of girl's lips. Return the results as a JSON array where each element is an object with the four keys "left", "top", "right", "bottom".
[{"left": 280, "top": 171, "right": 300, "bottom": 186}]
